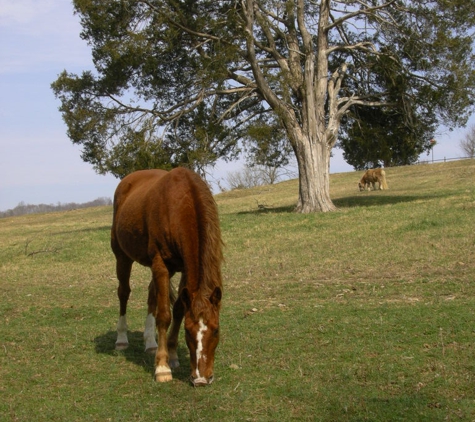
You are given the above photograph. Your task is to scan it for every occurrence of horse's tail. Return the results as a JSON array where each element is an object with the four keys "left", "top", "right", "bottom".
[{"left": 380, "top": 170, "right": 389, "bottom": 189}]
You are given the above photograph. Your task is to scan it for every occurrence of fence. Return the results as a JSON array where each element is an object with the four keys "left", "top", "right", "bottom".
[{"left": 416, "top": 156, "right": 474, "bottom": 165}]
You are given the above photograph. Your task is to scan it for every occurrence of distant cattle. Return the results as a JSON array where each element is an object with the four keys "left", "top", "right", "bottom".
[{"left": 358, "top": 169, "right": 389, "bottom": 191}]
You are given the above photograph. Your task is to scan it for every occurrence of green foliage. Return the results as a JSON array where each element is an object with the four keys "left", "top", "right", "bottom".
[
  {"left": 51, "top": 0, "right": 244, "bottom": 177},
  {"left": 105, "top": 128, "right": 173, "bottom": 179},
  {"left": 244, "top": 117, "right": 293, "bottom": 171},
  {"left": 334, "top": 0, "right": 475, "bottom": 168},
  {"left": 339, "top": 107, "right": 435, "bottom": 169}
]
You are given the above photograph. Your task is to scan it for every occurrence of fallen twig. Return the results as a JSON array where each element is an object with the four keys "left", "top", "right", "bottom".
[{"left": 27, "top": 248, "right": 59, "bottom": 257}]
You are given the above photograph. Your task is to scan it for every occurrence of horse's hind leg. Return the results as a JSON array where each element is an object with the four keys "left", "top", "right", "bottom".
[
  {"left": 115, "top": 254, "right": 133, "bottom": 350},
  {"left": 144, "top": 279, "right": 159, "bottom": 354}
]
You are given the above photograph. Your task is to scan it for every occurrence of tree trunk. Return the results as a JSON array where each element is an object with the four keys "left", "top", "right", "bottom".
[{"left": 294, "top": 133, "right": 337, "bottom": 213}]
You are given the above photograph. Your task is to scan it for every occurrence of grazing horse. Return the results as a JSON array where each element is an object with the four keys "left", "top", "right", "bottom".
[
  {"left": 111, "top": 168, "right": 223, "bottom": 386},
  {"left": 358, "top": 168, "right": 389, "bottom": 191}
]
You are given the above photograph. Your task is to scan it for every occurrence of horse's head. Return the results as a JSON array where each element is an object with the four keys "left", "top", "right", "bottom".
[
  {"left": 181, "top": 286, "right": 222, "bottom": 387},
  {"left": 358, "top": 181, "right": 365, "bottom": 191}
]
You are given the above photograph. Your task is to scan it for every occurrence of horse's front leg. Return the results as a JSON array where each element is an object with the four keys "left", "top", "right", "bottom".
[
  {"left": 167, "top": 275, "right": 186, "bottom": 369},
  {"left": 149, "top": 256, "right": 173, "bottom": 382}
]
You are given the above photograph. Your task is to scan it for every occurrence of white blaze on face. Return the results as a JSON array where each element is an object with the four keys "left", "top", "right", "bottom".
[{"left": 195, "top": 318, "right": 208, "bottom": 379}]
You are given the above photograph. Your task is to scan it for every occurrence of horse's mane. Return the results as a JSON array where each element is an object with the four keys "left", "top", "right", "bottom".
[{"left": 186, "top": 171, "right": 224, "bottom": 320}]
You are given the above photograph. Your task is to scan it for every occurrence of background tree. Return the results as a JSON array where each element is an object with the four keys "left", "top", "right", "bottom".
[
  {"left": 338, "top": 106, "right": 436, "bottom": 169},
  {"left": 52, "top": 0, "right": 475, "bottom": 212},
  {"left": 225, "top": 166, "right": 265, "bottom": 190},
  {"left": 243, "top": 117, "right": 294, "bottom": 184},
  {"left": 460, "top": 124, "right": 475, "bottom": 159}
]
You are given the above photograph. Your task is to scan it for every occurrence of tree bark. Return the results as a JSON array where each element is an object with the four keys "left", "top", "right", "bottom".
[{"left": 293, "top": 132, "right": 336, "bottom": 213}]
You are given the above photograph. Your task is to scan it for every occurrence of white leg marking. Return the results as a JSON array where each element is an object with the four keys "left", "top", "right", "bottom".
[
  {"left": 144, "top": 313, "right": 158, "bottom": 352},
  {"left": 194, "top": 318, "right": 208, "bottom": 382},
  {"left": 116, "top": 315, "right": 129, "bottom": 348}
]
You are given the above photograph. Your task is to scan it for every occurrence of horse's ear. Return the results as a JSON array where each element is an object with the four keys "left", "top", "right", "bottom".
[
  {"left": 181, "top": 287, "right": 192, "bottom": 309},
  {"left": 210, "top": 286, "right": 222, "bottom": 306}
]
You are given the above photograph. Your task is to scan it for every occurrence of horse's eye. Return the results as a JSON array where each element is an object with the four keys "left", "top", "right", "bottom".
[{"left": 213, "top": 328, "right": 219, "bottom": 337}]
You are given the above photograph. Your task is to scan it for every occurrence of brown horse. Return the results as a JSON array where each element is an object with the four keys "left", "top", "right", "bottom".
[
  {"left": 111, "top": 168, "right": 223, "bottom": 386},
  {"left": 358, "top": 168, "right": 389, "bottom": 191}
]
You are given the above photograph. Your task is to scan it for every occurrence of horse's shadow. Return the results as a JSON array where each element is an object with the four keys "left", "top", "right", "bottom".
[{"left": 93, "top": 330, "right": 191, "bottom": 383}]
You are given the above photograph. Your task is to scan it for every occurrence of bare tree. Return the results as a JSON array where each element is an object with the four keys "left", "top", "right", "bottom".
[
  {"left": 460, "top": 125, "right": 475, "bottom": 158},
  {"left": 226, "top": 166, "right": 264, "bottom": 190}
]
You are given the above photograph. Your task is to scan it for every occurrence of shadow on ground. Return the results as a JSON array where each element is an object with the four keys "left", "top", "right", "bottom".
[
  {"left": 237, "top": 192, "right": 449, "bottom": 215},
  {"left": 333, "top": 194, "right": 432, "bottom": 208},
  {"left": 93, "top": 330, "right": 191, "bottom": 383}
]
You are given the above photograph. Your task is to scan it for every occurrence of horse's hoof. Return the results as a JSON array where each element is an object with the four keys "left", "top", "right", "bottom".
[
  {"left": 155, "top": 366, "right": 172, "bottom": 382},
  {"left": 169, "top": 358, "right": 180, "bottom": 369},
  {"left": 115, "top": 342, "right": 129, "bottom": 351},
  {"left": 145, "top": 346, "right": 157, "bottom": 355},
  {"left": 191, "top": 375, "right": 213, "bottom": 387},
  {"left": 155, "top": 373, "right": 173, "bottom": 382}
]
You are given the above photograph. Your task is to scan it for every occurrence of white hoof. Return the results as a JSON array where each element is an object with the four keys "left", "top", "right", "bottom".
[{"left": 155, "top": 366, "right": 172, "bottom": 382}]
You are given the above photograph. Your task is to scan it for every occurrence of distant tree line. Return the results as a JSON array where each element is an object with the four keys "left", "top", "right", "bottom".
[{"left": 0, "top": 197, "right": 112, "bottom": 218}]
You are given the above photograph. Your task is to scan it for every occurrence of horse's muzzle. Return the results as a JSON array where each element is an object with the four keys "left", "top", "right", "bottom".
[{"left": 190, "top": 375, "right": 214, "bottom": 387}]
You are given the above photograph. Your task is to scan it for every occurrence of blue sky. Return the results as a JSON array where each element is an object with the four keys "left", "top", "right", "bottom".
[{"left": 0, "top": 0, "right": 472, "bottom": 212}]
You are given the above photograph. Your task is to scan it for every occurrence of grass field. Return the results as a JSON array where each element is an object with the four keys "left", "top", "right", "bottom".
[{"left": 1, "top": 159, "right": 474, "bottom": 421}]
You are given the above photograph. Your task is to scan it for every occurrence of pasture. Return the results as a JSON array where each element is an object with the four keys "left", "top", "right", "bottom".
[{"left": 1, "top": 159, "right": 474, "bottom": 421}]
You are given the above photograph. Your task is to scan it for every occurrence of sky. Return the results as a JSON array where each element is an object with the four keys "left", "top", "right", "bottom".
[{"left": 0, "top": 0, "right": 473, "bottom": 212}]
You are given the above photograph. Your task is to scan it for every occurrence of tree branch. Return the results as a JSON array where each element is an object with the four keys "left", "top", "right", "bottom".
[{"left": 325, "top": 0, "right": 398, "bottom": 32}]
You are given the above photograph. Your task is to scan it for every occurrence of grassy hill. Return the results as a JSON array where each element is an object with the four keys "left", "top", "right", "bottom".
[{"left": 1, "top": 159, "right": 474, "bottom": 421}]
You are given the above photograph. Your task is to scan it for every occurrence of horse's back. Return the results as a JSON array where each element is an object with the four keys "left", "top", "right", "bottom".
[
  {"left": 113, "top": 170, "right": 168, "bottom": 229},
  {"left": 111, "top": 170, "right": 167, "bottom": 264},
  {"left": 111, "top": 168, "right": 219, "bottom": 270},
  {"left": 113, "top": 169, "right": 168, "bottom": 207},
  {"left": 365, "top": 168, "right": 385, "bottom": 180}
]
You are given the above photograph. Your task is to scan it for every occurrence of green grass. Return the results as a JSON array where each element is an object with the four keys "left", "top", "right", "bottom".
[{"left": 1, "top": 159, "right": 474, "bottom": 421}]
